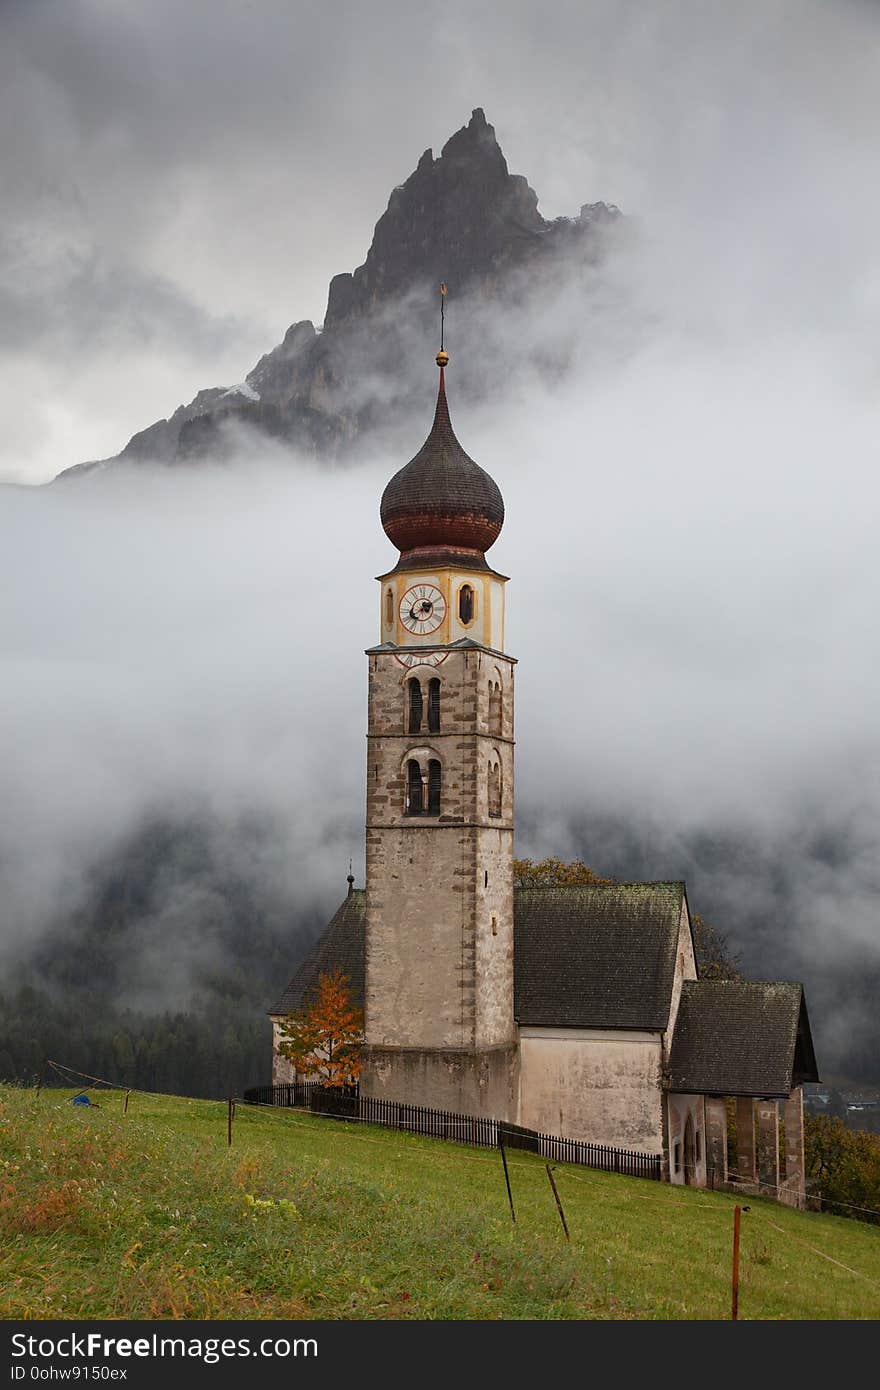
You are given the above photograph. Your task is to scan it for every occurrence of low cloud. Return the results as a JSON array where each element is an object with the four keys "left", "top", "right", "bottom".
[{"left": 2, "top": 0, "right": 879, "bottom": 1075}]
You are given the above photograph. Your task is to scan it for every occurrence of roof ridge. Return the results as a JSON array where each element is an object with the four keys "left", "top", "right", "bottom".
[{"left": 514, "top": 880, "right": 684, "bottom": 891}]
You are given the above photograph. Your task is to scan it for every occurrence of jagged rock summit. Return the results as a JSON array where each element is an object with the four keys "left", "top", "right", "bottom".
[{"left": 59, "top": 110, "right": 619, "bottom": 479}]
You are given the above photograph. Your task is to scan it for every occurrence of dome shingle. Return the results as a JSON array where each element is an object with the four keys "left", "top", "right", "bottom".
[{"left": 380, "top": 367, "right": 503, "bottom": 569}]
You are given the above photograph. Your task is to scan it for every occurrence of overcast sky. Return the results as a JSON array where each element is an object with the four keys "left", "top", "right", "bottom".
[
  {"left": 2, "top": 0, "right": 879, "bottom": 1070},
  {"left": 3, "top": 0, "right": 879, "bottom": 483}
]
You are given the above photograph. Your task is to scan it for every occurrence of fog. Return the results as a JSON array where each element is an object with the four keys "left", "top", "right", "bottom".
[{"left": 1, "top": 0, "right": 879, "bottom": 1074}]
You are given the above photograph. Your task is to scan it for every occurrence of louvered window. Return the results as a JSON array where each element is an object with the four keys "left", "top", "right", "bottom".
[
  {"left": 428, "top": 678, "right": 441, "bottom": 733},
  {"left": 427, "top": 759, "right": 442, "bottom": 815},
  {"left": 406, "top": 760, "right": 423, "bottom": 815},
  {"left": 407, "top": 678, "right": 422, "bottom": 734}
]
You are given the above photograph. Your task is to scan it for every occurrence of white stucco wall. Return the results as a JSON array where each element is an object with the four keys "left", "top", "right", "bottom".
[
  {"left": 518, "top": 1027, "right": 665, "bottom": 1153},
  {"left": 270, "top": 1018, "right": 297, "bottom": 1085},
  {"left": 664, "top": 896, "right": 698, "bottom": 1053}
]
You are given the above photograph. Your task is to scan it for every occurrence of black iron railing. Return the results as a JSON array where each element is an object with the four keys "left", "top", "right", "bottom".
[{"left": 242, "top": 1082, "right": 661, "bottom": 1181}]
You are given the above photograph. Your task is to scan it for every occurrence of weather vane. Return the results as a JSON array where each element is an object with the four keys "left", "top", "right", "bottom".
[{"left": 436, "top": 283, "right": 449, "bottom": 367}]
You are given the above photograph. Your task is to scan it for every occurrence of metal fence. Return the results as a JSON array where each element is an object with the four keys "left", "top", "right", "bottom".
[{"left": 242, "top": 1082, "right": 661, "bottom": 1181}]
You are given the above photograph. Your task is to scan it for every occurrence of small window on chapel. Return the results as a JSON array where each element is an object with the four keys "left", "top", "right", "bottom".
[{"left": 458, "top": 584, "right": 475, "bottom": 625}]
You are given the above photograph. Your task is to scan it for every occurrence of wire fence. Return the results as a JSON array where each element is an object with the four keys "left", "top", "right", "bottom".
[{"left": 31, "top": 1060, "right": 880, "bottom": 1221}]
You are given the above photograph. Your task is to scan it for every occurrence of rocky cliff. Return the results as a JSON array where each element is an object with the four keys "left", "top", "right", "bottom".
[{"left": 59, "top": 110, "right": 619, "bottom": 478}]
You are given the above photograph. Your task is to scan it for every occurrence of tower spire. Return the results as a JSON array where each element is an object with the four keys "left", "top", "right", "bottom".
[{"left": 436, "top": 282, "right": 449, "bottom": 369}]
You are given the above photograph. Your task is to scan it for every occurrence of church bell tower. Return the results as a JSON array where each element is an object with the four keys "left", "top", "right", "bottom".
[{"left": 361, "top": 317, "right": 518, "bottom": 1118}]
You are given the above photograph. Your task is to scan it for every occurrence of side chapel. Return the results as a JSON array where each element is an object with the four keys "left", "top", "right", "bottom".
[{"left": 270, "top": 336, "right": 819, "bottom": 1200}]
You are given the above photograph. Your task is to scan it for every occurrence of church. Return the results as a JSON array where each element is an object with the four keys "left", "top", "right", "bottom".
[{"left": 270, "top": 335, "right": 819, "bottom": 1201}]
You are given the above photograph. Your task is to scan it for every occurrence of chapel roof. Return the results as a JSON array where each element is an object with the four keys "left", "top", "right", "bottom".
[
  {"left": 667, "top": 980, "right": 820, "bottom": 1097},
  {"left": 269, "top": 888, "right": 366, "bottom": 1017},
  {"left": 513, "top": 882, "right": 686, "bottom": 1030},
  {"left": 271, "top": 881, "right": 686, "bottom": 1031}
]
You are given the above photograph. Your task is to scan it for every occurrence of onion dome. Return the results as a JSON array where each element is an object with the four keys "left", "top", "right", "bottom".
[{"left": 380, "top": 357, "right": 504, "bottom": 571}]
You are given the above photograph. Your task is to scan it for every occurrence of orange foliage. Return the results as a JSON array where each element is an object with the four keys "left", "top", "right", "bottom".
[{"left": 277, "top": 969, "right": 363, "bottom": 1088}]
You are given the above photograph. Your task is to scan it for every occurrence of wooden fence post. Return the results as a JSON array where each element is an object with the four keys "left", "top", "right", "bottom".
[
  {"left": 123, "top": 1090, "right": 131, "bottom": 1116},
  {"left": 227, "top": 1095, "right": 235, "bottom": 1148},
  {"left": 731, "top": 1204, "right": 741, "bottom": 1320},
  {"left": 545, "top": 1164, "right": 570, "bottom": 1240},
  {"left": 499, "top": 1132, "right": 516, "bottom": 1223}
]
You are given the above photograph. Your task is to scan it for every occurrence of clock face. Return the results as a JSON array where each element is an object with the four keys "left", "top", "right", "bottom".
[
  {"left": 399, "top": 583, "right": 447, "bottom": 635},
  {"left": 394, "top": 650, "right": 448, "bottom": 668}
]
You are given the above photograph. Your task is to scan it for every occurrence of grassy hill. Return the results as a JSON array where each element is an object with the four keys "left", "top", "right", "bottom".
[{"left": 1, "top": 1084, "right": 877, "bottom": 1320}]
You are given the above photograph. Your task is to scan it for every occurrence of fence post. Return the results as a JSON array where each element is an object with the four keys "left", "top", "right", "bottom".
[
  {"left": 545, "top": 1164, "right": 570, "bottom": 1241},
  {"left": 731, "top": 1205, "right": 741, "bottom": 1320},
  {"left": 499, "top": 1133, "right": 516, "bottom": 1223},
  {"left": 227, "top": 1094, "right": 234, "bottom": 1148},
  {"left": 123, "top": 1090, "right": 131, "bottom": 1116}
]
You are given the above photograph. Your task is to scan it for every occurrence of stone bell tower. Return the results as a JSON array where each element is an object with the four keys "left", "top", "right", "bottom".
[{"left": 361, "top": 331, "right": 518, "bottom": 1119}]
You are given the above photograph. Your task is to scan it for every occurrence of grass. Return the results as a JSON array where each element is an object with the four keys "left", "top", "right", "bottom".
[{"left": 1, "top": 1083, "right": 878, "bottom": 1320}]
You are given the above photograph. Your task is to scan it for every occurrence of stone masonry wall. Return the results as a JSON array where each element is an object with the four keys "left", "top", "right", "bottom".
[{"left": 364, "top": 645, "right": 516, "bottom": 1110}]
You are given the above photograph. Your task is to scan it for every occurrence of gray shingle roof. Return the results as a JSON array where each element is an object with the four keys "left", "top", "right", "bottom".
[
  {"left": 514, "top": 882, "right": 685, "bottom": 1029},
  {"left": 268, "top": 889, "right": 366, "bottom": 1016},
  {"left": 271, "top": 881, "right": 685, "bottom": 1030},
  {"left": 667, "top": 980, "right": 820, "bottom": 1097}
]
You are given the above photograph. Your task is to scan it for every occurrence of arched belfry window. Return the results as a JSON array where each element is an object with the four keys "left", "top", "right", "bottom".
[
  {"left": 488, "top": 756, "right": 502, "bottom": 818},
  {"left": 428, "top": 678, "right": 441, "bottom": 733},
  {"left": 458, "top": 584, "right": 475, "bottom": 625},
  {"left": 488, "top": 679, "right": 502, "bottom": 736},
  {"left": 407, "top": 678, "right": 423, "bottom": 735},
  {"left": 404, "top": 755, "right": 442, "bottom": 816},
  {"left": 385, "top": 588, "right": 394, "bottom": 626},
  {"left": 406, "top": 759, "right": 423, "bottom": 815}
]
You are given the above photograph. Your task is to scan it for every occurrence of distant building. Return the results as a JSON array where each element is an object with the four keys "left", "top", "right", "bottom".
[{"left": 271, "top": 346, "right": 819, "bottom": 1201}]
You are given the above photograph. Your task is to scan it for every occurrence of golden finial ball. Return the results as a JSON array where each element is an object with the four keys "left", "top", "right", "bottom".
[{"left": 436, "top": 349, "right": 449, "bottom": 367}]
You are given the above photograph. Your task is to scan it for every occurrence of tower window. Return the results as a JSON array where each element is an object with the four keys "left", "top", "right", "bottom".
[
  {"left": 407, "top": 678, "right": 423, "bottom": 735},
  {"left": 488, "top": 757, "right": 502, "bottom": 818},
  {"left": 428, "top": 677, "right": 441, "bottom": 733},
  {"left": 488, "top": 680, "right": 502, "bottom": 735},
  {"left": 406, "top": 759, "right": 423, "bottom": 815},
  {"left": 458, "top": 583, "right": 475, "bottom": 625},
  {"left": 427, "top": 759, "right": 442, "bottom": 815},
  {"left": 385, "top": 588, "right": 394, "bottom": 626}
]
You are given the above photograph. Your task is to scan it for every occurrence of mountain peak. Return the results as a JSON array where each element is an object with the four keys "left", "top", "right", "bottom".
[
  {"left": 58, "top": 111, "right": 620, "bottom": 478},
  {"left": 324, "top": 109, "right": 542, "bottom": 330}
]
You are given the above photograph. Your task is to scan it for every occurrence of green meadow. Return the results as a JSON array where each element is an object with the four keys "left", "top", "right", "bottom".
[{"left": 1, "top": 1084, "right": 877, "bottom": 1320}]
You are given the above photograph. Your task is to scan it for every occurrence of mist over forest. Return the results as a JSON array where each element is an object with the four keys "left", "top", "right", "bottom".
[{"left": 2, "top": 0, "right": 878, "bottom": 1094}]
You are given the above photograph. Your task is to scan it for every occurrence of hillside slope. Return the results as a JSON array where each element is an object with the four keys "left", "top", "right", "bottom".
[{"left": 1, "top": 1085, "right": 876, "bottom": 1319}]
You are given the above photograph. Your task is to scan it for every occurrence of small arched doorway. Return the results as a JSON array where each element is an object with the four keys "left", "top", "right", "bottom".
[{"left": 683, "top": 1114, "right": 697, "bottom": 1186}]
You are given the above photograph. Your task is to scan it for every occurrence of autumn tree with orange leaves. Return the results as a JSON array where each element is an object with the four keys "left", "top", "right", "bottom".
[{"left": 277, "top": 969, "right": 364, "bottom": 1088}]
